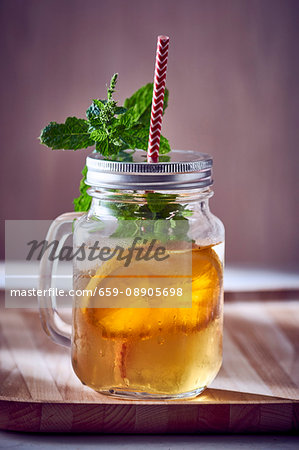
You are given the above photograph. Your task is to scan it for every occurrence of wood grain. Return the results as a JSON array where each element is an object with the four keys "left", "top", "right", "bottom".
[{"left": 0, "top": 300, "right": 298, "bottom": 433}]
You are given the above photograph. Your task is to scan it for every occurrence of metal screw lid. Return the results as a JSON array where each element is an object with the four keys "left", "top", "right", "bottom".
[{"left": 86, "top": 149, "right": 213, "bottom": 191}]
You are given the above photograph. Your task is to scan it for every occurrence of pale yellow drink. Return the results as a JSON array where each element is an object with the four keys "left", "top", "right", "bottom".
[{"left": 71, "top": 244, "right": 223, "bottom": 397}]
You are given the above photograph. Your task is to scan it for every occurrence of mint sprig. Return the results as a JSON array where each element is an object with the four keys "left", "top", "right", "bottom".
[
  {"left": 40, "top": 74, "right": 193, "bottom": 243},
  {"left": 109, "top": 193, "right": 193, "bottom": 242},
  {"left": 39, "top": 74, "right": 170, "bottom": 157},
  {"left": 39, "top": 74, "right": 171, "bottom": 211}
]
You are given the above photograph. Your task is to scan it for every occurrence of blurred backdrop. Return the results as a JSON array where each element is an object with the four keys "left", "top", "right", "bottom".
[{"left": 1, "top": 0, "right": 298, "bottom": 269}]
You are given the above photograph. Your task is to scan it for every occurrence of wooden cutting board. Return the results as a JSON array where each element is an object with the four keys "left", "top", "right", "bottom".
[{"left": 0, "top": 298, "right": 298, "bottom": 433}]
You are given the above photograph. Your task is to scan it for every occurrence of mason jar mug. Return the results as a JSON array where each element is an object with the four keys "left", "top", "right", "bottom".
[{"left": 39, "top": 150, "right": 225, "bottom": 400}]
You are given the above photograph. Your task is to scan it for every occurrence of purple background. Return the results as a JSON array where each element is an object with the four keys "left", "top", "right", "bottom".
[{"left": 1, "top": 0, "right": 298, "bottom": 269}]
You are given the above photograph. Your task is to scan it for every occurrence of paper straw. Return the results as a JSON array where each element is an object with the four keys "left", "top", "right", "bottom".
[{"left": 147, "top": 35, "right": 170, "bottom": 163}]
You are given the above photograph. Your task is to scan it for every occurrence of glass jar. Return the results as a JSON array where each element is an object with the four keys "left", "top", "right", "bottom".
[{"left": 39, "top": 149, "right": 224, "bottom": 400}]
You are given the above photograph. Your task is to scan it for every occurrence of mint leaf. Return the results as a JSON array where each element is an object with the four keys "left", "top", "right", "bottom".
[
  {"left": 118, "top": 108, "right": 138, "bottom": 129},
  {"left": 123, "top": 83, "right": 153, "bottom": 122},
  {"left": 73, "top": 165, "right": 91, "bottom": 212},
  {"left": 146, "top": 193, "right": 176, "bottom": 214},
  {"left": 95, "top": 138, "right": 109, "bottom": 155},
  {"left": 89, "top": 129, "right": 107, "bottom": 143},
  {"left": 115, "top": 106, "right": 127, "bottom": 115},
  {"left": 122, "top": 83, "right": 170, "bottom": 153},
  {"left": 159, "top": 135, "right": 171, "bottom": 154},
  {"left": 40, "top": 117, "right": 94, "bottom": 150},
  {"left": 124, "top": 83, "right": 169, "bottom": 127},
  {"left": 118, "top": 126, "right": 170, "bottom": 154},
  {"left": 118, "top": 126, "right": 148, "bottom": 151}
]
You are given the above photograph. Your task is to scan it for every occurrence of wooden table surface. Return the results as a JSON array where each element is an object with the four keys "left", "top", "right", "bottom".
[{"left": 0, "top": 298, "right": 298, "bottom": 433}]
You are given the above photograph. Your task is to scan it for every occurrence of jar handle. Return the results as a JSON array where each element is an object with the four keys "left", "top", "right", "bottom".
[{"left": 39, "top": 212, "right": 83, "bottom": 347}]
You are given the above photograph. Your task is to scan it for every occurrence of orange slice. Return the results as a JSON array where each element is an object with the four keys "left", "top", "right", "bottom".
[{"left": 79, "top": 245, "right": 223, "bottom": 337}]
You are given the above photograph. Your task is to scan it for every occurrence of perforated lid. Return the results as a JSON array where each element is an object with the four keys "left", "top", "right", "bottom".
[{"left": 86, "top": 149, "right": 213, "bottom": 191}]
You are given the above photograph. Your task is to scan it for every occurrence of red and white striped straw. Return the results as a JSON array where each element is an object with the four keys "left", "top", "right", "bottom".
[{"left": 147, "top": 35, "right": 170, "bottom": 163}]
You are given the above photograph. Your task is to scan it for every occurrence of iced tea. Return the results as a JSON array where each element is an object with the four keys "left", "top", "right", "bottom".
[{"left": 71, "top": 243, "right": 223, "bottom": 398}]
